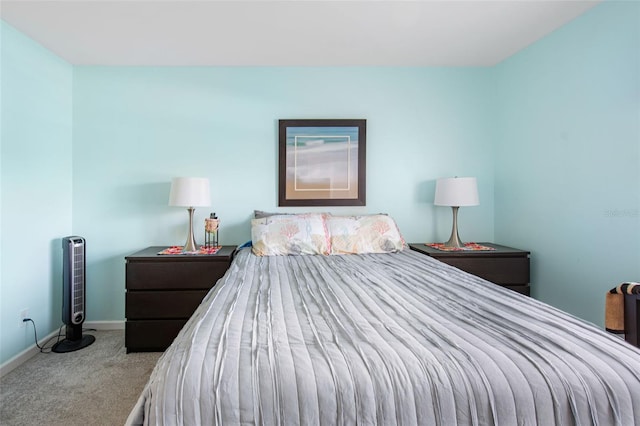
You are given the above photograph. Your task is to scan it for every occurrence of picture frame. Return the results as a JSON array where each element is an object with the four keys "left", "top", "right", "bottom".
[{"left": 279, "top": 119, "right": 366, "bottom": 206}]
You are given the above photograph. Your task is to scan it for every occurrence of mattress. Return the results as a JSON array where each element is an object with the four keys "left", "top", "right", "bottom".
[{"left": 127, "top": 248, "right": 640, "bottom": 425}]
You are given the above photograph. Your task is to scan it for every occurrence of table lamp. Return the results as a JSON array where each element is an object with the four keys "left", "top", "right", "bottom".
[
  {"left": 169, "top": 177, "right": 210, "bottom": 252},
  {"left": 434, "top": 177, "right": 479, "bottom": 248}
]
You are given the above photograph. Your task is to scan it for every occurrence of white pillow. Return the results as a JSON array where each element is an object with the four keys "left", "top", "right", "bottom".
[
  {"left": 251, "top": 214, "right": 330, "bottom": 256},
  {"left": 327, "top": 214, "right": 405, "bottom": 254}
]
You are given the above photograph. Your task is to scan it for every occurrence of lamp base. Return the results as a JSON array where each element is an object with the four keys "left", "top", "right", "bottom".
[
  {"left": 183, "top": 207, "right": 198, "bottom": 252},
  {"left": 442, "top": 206, "right": 465, "bottom": 248}
]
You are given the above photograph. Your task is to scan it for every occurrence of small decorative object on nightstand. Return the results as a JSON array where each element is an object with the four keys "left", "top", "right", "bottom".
[
  {"left": 125, "top": 245, "right": 236, "bottom": 352},
  {"left": 410, "top": 242, "right": 531, "bottom": 295},
  {"left": 204, "top": 213, "right": 219, "bottom": 248}
]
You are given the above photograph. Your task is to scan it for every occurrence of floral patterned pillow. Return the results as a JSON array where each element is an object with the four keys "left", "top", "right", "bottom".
[
  {"left": 327, "top": 214, "right": 405, "bottom": 254},
  {"left": 251, "top": 214, "right": 330, "bottom": 256}
]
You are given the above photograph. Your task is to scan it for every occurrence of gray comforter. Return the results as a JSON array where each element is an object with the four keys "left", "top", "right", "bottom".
[{"left": 127, "top": 248, "right": 640, "bottom": 425}]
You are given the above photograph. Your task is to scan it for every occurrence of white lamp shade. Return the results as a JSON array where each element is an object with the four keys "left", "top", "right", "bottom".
[
  {"left": 169, "top": 177, "right": 211, "bottom": 207},
  {"left": 434, "top": 177, "right": 479, "bottom": 207}
]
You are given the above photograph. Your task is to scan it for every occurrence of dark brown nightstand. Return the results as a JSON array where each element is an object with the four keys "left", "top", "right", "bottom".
[
  {"left": 125, "top": 246, "right": 236, "bottom": 352},
  {"left": 409, "top": 243, "right": 530, "bottom": 295}
]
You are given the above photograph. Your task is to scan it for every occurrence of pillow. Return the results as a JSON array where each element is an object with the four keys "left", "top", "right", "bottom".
[
  {"left": 251, "top": 214, "right": 330, "bottom": 256},
  {"left": 327, "top": 214, "right": 405, "bottom": 254}
]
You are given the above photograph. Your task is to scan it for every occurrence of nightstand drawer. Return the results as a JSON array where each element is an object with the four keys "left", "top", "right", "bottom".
[
  {"left": 441, "top": 257, "right": 529, "bottom": 285},
  {"left": 126, "top": 290, "right": 209, "bottom": 319},
  {"left": 409, "top": 243, "right": 530, "bottom": 295},
  {"left": 126, "top": 261, "right": 228, "bottom": 290},
  {"left": 503, "top": 284, "right": 530, "bottom": 296},
  {"left": 126, "top": 320, "right": 187, "bottom": 352}
]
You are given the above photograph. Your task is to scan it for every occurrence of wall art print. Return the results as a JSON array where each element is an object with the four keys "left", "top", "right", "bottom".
[{"left": 278, "top": 119, "right": 366, "bottom": 206}]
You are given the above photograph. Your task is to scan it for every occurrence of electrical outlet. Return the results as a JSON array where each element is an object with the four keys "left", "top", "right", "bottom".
[{"left": 19, "top": 309, "right": 29, "bottom": 328}]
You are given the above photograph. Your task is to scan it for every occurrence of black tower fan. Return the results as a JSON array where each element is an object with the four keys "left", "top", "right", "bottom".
[{"left": 52, "top": 236, "right": 95, "bottom": 353}]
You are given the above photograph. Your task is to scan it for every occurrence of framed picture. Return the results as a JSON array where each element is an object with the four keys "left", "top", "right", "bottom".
[{"left": 279, "top": 119, "right": 366, "bottom": 206}]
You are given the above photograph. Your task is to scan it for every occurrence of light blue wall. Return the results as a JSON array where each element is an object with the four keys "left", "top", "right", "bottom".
[
  {"left": 72, "top": 67, "right": 495, "bottom": 321},
  {"left": 494, "top": 1, "right": 640, "bottom": 324},
  {"left": 0, "top": 22, "right": 73, "bottom": 364}
]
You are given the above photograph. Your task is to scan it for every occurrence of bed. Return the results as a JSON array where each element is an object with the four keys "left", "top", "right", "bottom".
[{"left": 127, "top": 214, "right": 640, "bottom": 425}]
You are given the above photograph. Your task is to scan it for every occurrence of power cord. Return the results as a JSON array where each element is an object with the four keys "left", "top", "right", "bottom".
[{"left": 23, "top": 319, "right": 64, "bottom": 354}]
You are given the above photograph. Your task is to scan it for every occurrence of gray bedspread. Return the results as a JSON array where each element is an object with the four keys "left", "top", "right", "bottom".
[{"left": 127, "top": 248, "right": 640, "bottom": 425}]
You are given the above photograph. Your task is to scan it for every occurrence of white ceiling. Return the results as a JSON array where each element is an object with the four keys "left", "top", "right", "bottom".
[{"left": 0, "top": 0, "right": 601, "bottom": 66}]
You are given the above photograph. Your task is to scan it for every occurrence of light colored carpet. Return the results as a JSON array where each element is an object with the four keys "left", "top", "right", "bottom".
[{"left": 0, "top": 330, "right": 161, "bottom": 426}]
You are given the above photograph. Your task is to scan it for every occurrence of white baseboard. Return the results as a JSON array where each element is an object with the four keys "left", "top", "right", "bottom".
[
  {"left": 0, "top": 320, "right": 126, "bottom": 378},
  {"left": 0, "top": 328, "right": 61, "bottom": 378},
  {"left": 84, "top": 320, "right": 125, "bottom": 330}
]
